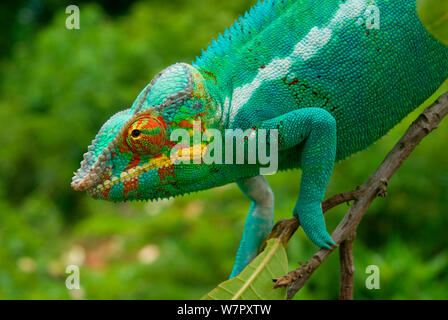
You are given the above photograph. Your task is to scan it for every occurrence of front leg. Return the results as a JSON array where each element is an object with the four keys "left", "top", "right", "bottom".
[
  {"left": 230, "top": 176, "right": 274, "bottom": 278},
  {"left": 260, "top": 108, "right": 337, "bottom": 249}
]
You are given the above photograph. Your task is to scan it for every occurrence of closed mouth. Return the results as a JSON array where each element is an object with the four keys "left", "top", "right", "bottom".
[
  {"left": 73, "top": 140, "right": 208, "bottom": 197},
  {"left": 87, "top": 155, "right": 173, "bottom": 197}
]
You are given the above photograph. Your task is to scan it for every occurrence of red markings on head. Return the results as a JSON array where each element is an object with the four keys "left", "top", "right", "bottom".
[
  {"left": 158, "top": 165, "right": 176, "bottom": 183},
  {"left": 123, "top": 177, "right": 139, "bottom": 197}
]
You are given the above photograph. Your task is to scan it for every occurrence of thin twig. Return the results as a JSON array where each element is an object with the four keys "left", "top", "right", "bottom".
[{"left": 322, "top": 187, "right": 364, "bottom": 212}]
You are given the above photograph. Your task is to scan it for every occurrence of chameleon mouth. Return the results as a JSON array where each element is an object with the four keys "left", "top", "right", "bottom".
[
  {"left": 72, "top": 139, "right": 209, "bottom": 196},
  {"left": 87, "top": 143, "right": 208, "bottom": 198},
  {"left": 87, "top": 155, "right": 173, "bottom": 197}
]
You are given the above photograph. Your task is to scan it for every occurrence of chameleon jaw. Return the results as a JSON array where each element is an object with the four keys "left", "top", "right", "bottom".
[
  {"left": 80, "top": 143, "right": 208, "bottom": 198},
  {"left": 72, "top": 136, "right": 208, "bottom": 198},
  {"left": 88, "top": 155, "right": 173, "bottom": 197}
]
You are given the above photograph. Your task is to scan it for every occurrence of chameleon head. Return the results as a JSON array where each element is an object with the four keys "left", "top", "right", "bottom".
[{"left": 71, "top": 63, "right": 220, "bottom": 201}]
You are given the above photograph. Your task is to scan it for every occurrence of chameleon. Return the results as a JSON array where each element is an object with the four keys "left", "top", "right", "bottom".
[{"left": 72, "top": 0, "right": 448, "bottom": 278}]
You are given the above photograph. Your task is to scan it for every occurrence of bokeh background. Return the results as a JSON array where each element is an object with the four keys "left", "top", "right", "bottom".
[{"left": 0, "top": 0, "right": 447, "bottom": 300}]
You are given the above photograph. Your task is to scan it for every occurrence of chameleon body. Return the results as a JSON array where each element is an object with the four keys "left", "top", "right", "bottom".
[{"left": 72, "top": 0, "right": 448, "bottom": 278}]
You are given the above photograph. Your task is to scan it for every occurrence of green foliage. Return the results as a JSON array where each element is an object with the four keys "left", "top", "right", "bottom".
[
  {"left": 418, "top": 0, "right": 448, "bottom": 45},
  {"left": 202, "top": 239, "right": 287, "bottom": 300},
  {"left": 0, "top": 1, "right": 447, "bottom": 299}
]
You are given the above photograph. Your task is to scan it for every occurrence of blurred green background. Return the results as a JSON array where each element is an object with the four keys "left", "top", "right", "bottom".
[{"left": 0, "top": 0, "right": 447, "bottom": 300}]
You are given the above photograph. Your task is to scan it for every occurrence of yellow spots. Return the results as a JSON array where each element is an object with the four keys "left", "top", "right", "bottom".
[
  {"left": 172, "top": 143, "right": 208, "bottom": 163},
  {"left": 93, "top": 155, "right": 173, "bottom": 194},
  {"left": 148, "top": 154, "right": 172, "bottom": 169}
]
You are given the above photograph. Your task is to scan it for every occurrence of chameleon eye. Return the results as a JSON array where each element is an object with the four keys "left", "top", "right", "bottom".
[
  {"left": 131, "top": 129, "right": 141, "bottom": 138},
  {"left": 126, "top": 116, "right": 166, "bottom": 155}
]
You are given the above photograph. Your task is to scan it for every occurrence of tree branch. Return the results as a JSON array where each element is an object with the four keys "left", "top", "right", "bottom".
[
  {"left": 339, "top": 237, "right": 355, "bottom": 300},
  {"left": 270, "top": 92, "right": 448, "bottom": 299}
]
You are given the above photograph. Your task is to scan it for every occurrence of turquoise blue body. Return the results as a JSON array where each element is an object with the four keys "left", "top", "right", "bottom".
[
  {"left": 73, "top": 0, "right": 448, "bottom": 278},
  {"left": 193, "top": 0, "right": 448, "bottom": 277},
  {"left": 195, "top": 0, "right": 448, "bottom": 161}
]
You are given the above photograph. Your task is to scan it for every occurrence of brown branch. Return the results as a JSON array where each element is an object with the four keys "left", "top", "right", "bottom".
[
  {"left": 270, "top": 92, "right": 448, "bottom": 299},
  {"left": 322, "top": 187, "right": 364, "bottom": 212},
  {"left": 339, "top": 237, "right": 355, "bottom": 300}
]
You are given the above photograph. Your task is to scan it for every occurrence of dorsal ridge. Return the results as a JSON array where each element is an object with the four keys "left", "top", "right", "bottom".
[{"left": 193, "top": 0, "right": 294, "bottom": 69}]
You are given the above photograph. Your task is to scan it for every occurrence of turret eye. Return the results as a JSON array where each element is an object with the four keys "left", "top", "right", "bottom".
[
  {"left": 131, "top": 129, "right": 141, "bottom": 138},
  {"left": 126, "top": 115, "right": 166, "bottom": 155}
]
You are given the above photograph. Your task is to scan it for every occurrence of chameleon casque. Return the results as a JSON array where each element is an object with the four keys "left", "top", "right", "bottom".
[{"left": 72, "top": 0, "right": 448, "bottom": 278}]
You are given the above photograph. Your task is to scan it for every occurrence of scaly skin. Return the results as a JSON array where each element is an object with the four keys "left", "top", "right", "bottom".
[{"left": 72, "top": 0, "right": 448, "bottom": 278}]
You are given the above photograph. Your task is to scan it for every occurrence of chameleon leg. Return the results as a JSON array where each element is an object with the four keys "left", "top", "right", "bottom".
[
  {"left": 230, "top": 176, "right": 274, "bottom": 278},
  {"left": 260, "top": 108, "right": 337, "bottom": 249}
]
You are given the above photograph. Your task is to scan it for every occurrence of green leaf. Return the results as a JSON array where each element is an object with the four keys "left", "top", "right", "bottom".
[
  {"left": 417, "top": 0, "right": 448, "bottom": 45},
  {"left": 201, "top": 239, "right": 287, "bottom": 300}
]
